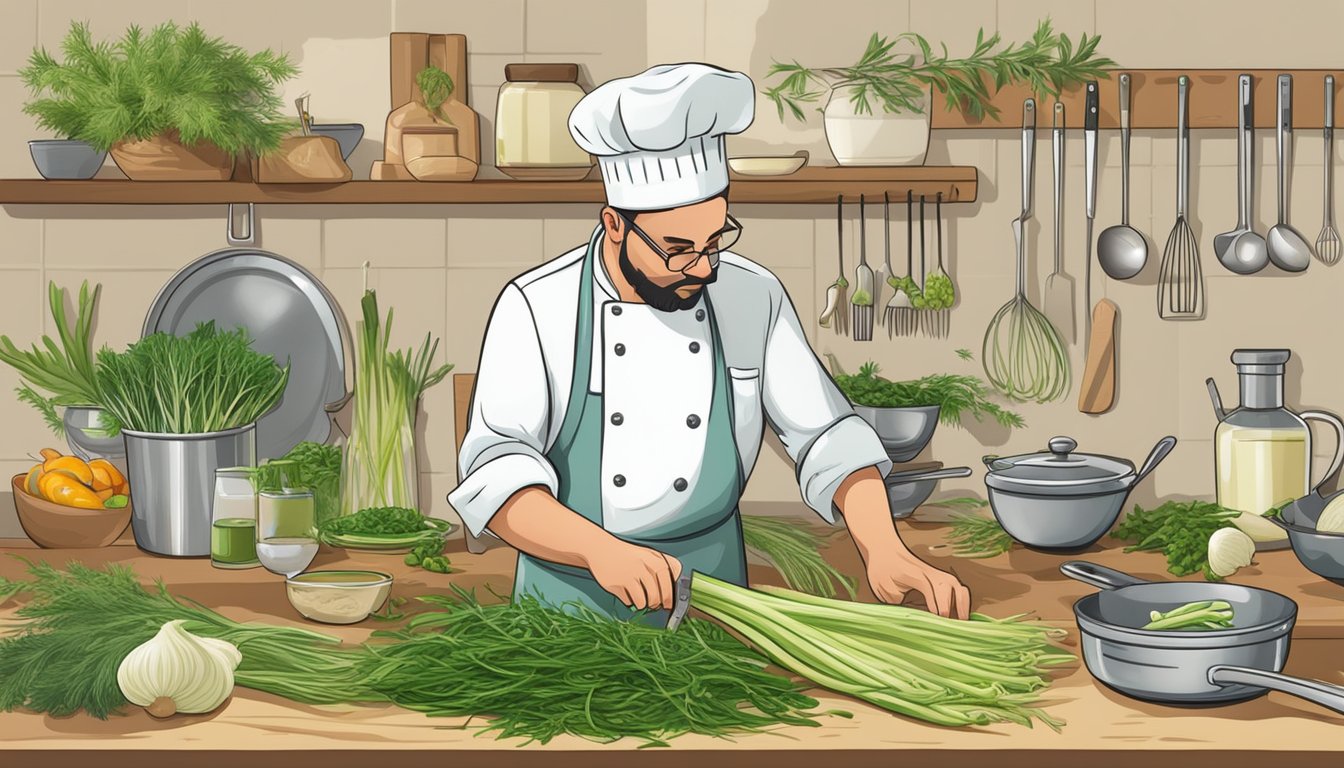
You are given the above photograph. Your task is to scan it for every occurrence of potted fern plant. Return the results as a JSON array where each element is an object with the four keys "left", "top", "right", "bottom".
[
  {"left": 20, "top": 21, "right": 298, "bottom": 181},
  {"left": 763, "top": 19, "right": 1114, "bottom": 166}
]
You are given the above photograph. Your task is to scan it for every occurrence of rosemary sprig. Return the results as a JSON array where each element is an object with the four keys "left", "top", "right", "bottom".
[
  {"left": 764, "top": 19, "right": 1115, "bottom": 122},
  {"left": 945, "top": 513, "right": 1014, "bottom": 558}
]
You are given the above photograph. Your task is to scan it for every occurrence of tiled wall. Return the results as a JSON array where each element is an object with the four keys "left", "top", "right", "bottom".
[{"left": 4, "top": 0, "right": 1344, "bottom": 538}]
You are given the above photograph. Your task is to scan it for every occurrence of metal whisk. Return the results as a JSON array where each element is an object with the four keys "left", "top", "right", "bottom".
[
  {"left": 1317, "top": 75, "right": 1341, "bottom": 265},
  {"left": 1158, "top": 76, "right": 1205, "bottom": 320}
]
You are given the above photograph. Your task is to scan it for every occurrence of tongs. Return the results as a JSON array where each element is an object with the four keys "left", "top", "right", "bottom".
[{"left": 665, "top": 573, "right": 694, "bottom": 631}]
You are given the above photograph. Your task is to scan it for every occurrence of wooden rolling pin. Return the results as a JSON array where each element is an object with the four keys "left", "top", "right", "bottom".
[{"left": 1078, "top": 299, "right": 1118, "bottom": 414}]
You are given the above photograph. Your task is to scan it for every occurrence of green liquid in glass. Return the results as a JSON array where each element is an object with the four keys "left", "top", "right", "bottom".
[{"left": 212, "top": 518, "right": 259, "bottom": 568}]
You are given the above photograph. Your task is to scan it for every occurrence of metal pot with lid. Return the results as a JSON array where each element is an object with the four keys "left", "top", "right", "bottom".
[{"left": 983, "top": 435, "right": 1177, "bottom": 551}]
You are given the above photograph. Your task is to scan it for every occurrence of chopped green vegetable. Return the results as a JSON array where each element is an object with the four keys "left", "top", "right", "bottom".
[
  {"left": 95, "top": 322, "right": 290, "bottom": 434},
  {"left": 741, "top": 515, "right": 856, "bottom": 599},
  {"left": 323, "top": 506, "right": 425, "bottom": 536},
  {"left": 836, "top": 361, "right": 1024, "bottom": 429},
  {"left": 689, "top": 574, "right": 1074, "bottom": 730},
  {"left": 944, "top": 512, "right": 1014, "bottom": 558},
  {"left": 1142, "top": 601, "right": 1235, "bottom": 631},
  {"left": 102, "top": 494, "right": 128, "bottom": 509},
  {"left": 0, "top": 561, "right": 822, "bottom": 746},
  {"left": 850, "top": 289, "right": 873, "bottom": 306},
  {"left": 1111, "top": 501, "right": 1240, "bottom": 580}
]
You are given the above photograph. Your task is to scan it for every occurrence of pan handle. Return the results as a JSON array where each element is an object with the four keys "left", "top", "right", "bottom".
[
  {"left": 1060, "top": 561, "right": 1151, "bottom": 590},
  {"left": 885, "top": 467, "right": 974, "bottom": 485},
  {"left": 1209, "top": 666, "right": 1344, "bottom": 716},
  {"left": 1132, "top": 435, "right": 1178, "bottom": 486}
]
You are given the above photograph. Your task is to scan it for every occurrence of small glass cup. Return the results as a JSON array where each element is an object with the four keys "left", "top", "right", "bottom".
[
  {"left": 256, "top": 488, "right": 318, "bottom": 577},
  {"left": 211, "top": 468, "right": 259, "bottom": 570}
]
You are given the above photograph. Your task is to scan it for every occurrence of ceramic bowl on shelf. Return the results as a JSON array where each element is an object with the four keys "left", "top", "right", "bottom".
[
  {"left": 285, "top": 569, "right": 394, "bottom": 624},
  {"left": 728, "top": 151, "right": 808, "bottom": 177},
  {"left": 29, "top": 139, "right": 107, "bottom": 179},
  {"left": 309, "top": 123, "right": 365, "bottom": 161},
  {"left": 10, "top": 473, "right": 131, "bottom": 548}
]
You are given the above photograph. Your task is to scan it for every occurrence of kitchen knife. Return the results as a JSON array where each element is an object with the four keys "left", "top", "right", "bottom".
[
  {"left": 1083, "top": 80, "right": 1099, "bottom": 347},
  {"left": 666, "top": 572, "right": 693, "bottom": 631}
]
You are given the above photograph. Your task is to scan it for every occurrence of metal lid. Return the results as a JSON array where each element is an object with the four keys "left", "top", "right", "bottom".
[
  {"left": 984, "top": 436, "right": 1135, "bottom": 493},
  {"left": 1232, "top": 349, "right": 1290, "bottom": 374}
]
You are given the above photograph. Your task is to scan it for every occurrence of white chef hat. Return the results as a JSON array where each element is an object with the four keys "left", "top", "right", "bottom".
[{"left": 568, "top": 63, "right": 755, "bottom": 211}]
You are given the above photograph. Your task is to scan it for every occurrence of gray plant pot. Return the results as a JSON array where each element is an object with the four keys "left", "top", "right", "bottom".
[
  {"left": 29, "top": 139, "right": 108, "bottom": 179},
  {"left": 63, "top": 406, "right": 126, "bottom": 463},
  {"left": 123, "top": 424, "right": 257, "bottom": 557},
  {"left": 310, "top": 123, "right": 364, "bottom": 160}
]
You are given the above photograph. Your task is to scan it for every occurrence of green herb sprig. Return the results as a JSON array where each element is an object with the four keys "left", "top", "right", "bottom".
[
  {"left": 764, "top": 19, "right": 1114, "bottom": 122},
  {"left": 1111, "top": 501, "right": 1240, "bottom": 580},
  {"left": 944, "top": 511, "right": 1014, "bottom": 558},
  {"left": 0, "top": 281, "right": 107, "bottom": 438},
  {"left": 95, "top": 321, "right": 290, "bottom": 434},
  {"left": 20, "top": 21, "right": 298, "bottom": 154},
  {"left": 741, "top": 515, "right": 856, "bottom": 599},
  {"left": 836, "top": 361, "right": 1024, "bottom": 429}
]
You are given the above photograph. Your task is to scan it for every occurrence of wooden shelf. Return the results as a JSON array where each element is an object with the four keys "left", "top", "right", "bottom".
[
  {"left": 0, "top": 167, "right": 978, "bottom": 206},
  {"left": 931, "top": 69, "right": 1344, "bottom": 130}
]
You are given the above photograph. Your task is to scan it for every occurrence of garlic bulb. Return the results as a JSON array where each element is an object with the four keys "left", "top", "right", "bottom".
[
  {"left": 1207, "top": 527, "right": 1255, "bottom": 578},
  {"left": 116, "top": 620, "right": 241, "bottom": 717}
]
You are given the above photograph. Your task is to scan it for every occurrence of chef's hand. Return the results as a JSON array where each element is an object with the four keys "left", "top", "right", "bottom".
[
  {"left": 865, "top": 550, "right": 970, "bottom": 620},
  {"left": 585, "top": 539, "right": 683, "bottom": 611}
]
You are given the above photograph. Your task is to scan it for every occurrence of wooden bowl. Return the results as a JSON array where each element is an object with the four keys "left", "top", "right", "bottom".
[{"left": 10, "top": 474, "right": 131, "bottom": 548}]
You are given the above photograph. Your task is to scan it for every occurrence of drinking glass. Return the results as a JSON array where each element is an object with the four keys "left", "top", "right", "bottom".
[
  {"left": 255, "top": 489, "right": 318, "bottom": 577},
  {"left": 211, "top": 468, "right": 259, "bottom": 570}
]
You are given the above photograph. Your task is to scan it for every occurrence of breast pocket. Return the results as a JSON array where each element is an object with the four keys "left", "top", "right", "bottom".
[{"left": 728, "top": 367, "right": 764, "bottom": 478}]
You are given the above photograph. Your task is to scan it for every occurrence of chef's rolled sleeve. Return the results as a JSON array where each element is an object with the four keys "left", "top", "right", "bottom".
[
  {"left": 761, "top": 281, "right": 892, "bottom": 524},
  {"left": 447, "top": 282, "right": 558, "bottom": 537}
]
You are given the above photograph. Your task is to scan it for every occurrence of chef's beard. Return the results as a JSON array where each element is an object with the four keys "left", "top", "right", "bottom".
[{"left": 619, "top": 237, "right": 716, "bottom": 312}]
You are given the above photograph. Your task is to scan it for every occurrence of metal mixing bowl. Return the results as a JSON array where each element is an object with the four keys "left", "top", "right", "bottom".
[
  {"left": 852, "top": 405, "right": 940, "bottom": 462},
  {"left": 1271, "top": 490, "right": 1344, "bottom": 586}
]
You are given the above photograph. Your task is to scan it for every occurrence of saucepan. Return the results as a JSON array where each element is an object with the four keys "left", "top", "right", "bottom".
[
  {"left": 983, "top": 435, "right": 1176, "bottom": 551},
  {"left": 1063, "top": 561, "right": 1344, "bottom": 714}
]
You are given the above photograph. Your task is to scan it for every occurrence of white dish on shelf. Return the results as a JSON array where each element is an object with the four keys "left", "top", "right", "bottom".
[{"left": 728, "top": 151, "right": 808, "bottom": 177}]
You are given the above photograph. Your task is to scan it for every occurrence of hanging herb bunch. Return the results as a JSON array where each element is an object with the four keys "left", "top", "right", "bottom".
[{"left": 763, "top": 19, "right": 1114, "bottom": 121}]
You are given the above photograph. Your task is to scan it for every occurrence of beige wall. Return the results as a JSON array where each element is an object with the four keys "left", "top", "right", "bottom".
[{"left": 3, "top": 0, "right": 1344, "bottom": 538}]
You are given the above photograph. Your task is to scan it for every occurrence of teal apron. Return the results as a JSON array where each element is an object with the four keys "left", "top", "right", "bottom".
[{"left": 512, "top": 228, "right": 746, "bottom": 625}]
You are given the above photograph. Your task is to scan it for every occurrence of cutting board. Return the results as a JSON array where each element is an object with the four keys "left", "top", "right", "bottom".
[{"left": 1078, "top": 299, "right": 1118, "bottom": 414}]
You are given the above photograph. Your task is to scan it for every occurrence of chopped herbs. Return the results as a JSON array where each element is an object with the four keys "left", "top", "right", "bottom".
[{"left": 1111, "top": 501, "right": 1240, "bottom": 580}]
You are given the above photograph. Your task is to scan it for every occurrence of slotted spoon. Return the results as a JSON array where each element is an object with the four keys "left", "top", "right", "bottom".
[
  {"left": 1317, "top": 75, "right": 1341, "bottom": 266},
  {"left": 1158, "top": 75, "right": 1205, "bottom": 320}
]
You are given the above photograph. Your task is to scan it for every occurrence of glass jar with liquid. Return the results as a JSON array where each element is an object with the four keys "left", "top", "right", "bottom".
[
  {"left": 211, "top": 468, "right": 259, "bottom": 570},
  {"left": 256, "top": 489, "right": 318, "bottom": 577},
  {"left": 1213, "top": 350, "right": 1344, "bottom": 536}
]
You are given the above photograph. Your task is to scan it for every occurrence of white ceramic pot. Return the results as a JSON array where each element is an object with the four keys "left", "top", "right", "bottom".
[{"left": 823, "top": 86, "right": 931, "bottom": 166}]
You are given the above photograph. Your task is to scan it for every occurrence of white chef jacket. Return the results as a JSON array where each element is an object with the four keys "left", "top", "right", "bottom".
[{"left": 448, "top": 234, "right": 893, "bottom": 538}]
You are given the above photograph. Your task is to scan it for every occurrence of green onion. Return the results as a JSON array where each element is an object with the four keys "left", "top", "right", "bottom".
[
  {"left": 94, "top": 322, "right": 289, "bottom": 434},
  {"left": 1142, "top": 601, "right": 1235, "bottom": 631},
  {"left": 741, "top": 515, "right": 856, "bottom": 599},
  {"left": 688, "top": 573, "right": 1074, "bottom": 730},
  {"left": 340, "top": 290, "right": 451, "bottom": 516},
  {"left": 0, "top": 562, "right": 821, "bottom": 746}
]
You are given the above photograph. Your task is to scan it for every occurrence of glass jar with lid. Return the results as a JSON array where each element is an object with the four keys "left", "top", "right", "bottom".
[{"left": 495, "top": 63, "right": 594, "bottom": 181}]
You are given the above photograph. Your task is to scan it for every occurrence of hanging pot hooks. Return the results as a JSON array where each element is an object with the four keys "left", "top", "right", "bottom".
[{"left": 226, "top": 202, "right": 255, "bottom": 245}]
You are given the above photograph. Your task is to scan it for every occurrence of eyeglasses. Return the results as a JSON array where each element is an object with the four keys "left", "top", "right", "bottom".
[{"left": 621, "top": 213, "right": 743, "bottom": 273}]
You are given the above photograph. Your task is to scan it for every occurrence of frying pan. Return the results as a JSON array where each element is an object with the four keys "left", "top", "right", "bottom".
[{"left": 1062, "top": 561, "right": 1344, "bottom": 713}]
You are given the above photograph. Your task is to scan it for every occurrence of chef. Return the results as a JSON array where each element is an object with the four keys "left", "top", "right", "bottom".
[{"left": 449, "top": 63, "right": 969, "bottom": 624}]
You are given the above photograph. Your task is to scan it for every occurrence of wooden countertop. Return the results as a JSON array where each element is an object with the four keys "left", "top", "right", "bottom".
[{"left": 3, "top": 505, "right": 1344, "bottom": 767}]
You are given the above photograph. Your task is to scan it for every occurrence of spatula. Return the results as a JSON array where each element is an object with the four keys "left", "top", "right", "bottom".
[
  {"left": 1044, "top": 102, "right": 1076, "bottom": 343},
  {"left": 1078, "top": 299, "right": 1118, "bottom": 414}
]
